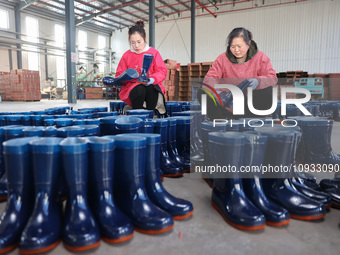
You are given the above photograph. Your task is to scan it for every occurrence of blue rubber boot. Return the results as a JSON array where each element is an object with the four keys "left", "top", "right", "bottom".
[
  {"left": 0, "top": 137, "right": 39, "bottom": 254},
  {"left": 43, "top": 127, "right": 58, "bottom": 137},
  {"left": 1, "top": 126, "right": 25, "bottom": 201},
  {"left": 209, "top": 132, "right": 266, "bottom": 230},
  {"left": 242, "top": 132, "right": 290, "bottom": 226},
  {"left": 60, "top": 138, "right": 100, "bottom": 252},
  {"left": 100, "top": 116, "right": 121, "bottom": 136},
  {"left": 153, "top": 119, "right": 184, "bottom": 177},
  {"left": 126, "top": 109, "right": 154, "bottom": 119},
  {"left": 298, "top": 118, "right": 340, "bottom": 166},
  {"left": 113, "top": 135, "right": 174, "bottom": 234},
  {"left": 167, "top": 117, "right": 191, "bottom": 172},
  {"left": 218, "top": 79, "right": 251, "bottom": 110},
  {"left": 137, "top": 54, "right": 154, "bottom": 84},
  {"left": 284, "top": 125, "right": 332, "bottom": 209},
  {"left": 0, "top": 128, "right": 4, "bottom": 180},
  {"left": 257, "top": 128, "right": 326, "bottom": 221},
  {"left": 172, "top": 112, "right": 204, "bottom": 166},
  {"left": 269, "top": 123, "right": 331, "bottom": 206},
  {"left": 120, "top": 133, "right": 194, "bottom": 220},
  {"left": 73, "top": 125, "right": 100, "bottom": 136},
  {"left": 102, "top": 68, "right": 139, "bottom": 87},
  {"left": 57, "top": 126, "right": 85, "bottom": 138},
  {"left": 20, "top": 137, "right": 63, "bottom": 254},
  {"left": 172, "top": 116, "right": 191, "bottom": 163},
  {"left": 22, "top": 126, "right": 45, "bottom": 137},
  {"left": 86, "top": 137, "right": 134, "bottom": 244},
  {"left": 200, "top": 122, "right": 227, "bottom": 188},
  {"left": 115, "top": 116, "right": 143, "bottom": 134}
]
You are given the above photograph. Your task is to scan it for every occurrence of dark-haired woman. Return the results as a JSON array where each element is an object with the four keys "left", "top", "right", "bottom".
[
  {"left": 202, "top": 27, "right": 278, "bottom": 119},
  {"left": 116, "top": 21, "right": 167, "bottom": 115}
]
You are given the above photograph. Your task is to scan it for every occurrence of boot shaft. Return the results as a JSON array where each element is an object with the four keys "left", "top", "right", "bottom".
[
  {"left": 87, "top": 137, "right": 115, "bottom": 194},
  {"left": 60, "top": 138, "right": 88, "bottom": 187}
]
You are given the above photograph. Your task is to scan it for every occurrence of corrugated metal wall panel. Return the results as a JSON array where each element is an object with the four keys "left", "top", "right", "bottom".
[{"left": 112, "top": 0, "right": 340, "bottom": 73}]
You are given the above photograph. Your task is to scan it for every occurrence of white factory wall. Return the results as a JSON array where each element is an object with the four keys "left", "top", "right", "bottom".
[
  {"left": 112, "top": 0, "right": 340, "bottom": 74},
  {"left": 0, "top": 6, "right": 110, "bottom": 89}
]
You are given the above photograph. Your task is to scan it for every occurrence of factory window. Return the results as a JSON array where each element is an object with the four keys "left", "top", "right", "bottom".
[
  {"left": 26, "top": 16, "right": 39, "bottom": 71},
  {"left": 55, "top": 24, "right": 65, "bottom": 87},
  {"left": 0, "top": 9, "right": 9, "bottom": 29},
  {"left": 78, "top": 30, "right": 87, "bottom": 65}
]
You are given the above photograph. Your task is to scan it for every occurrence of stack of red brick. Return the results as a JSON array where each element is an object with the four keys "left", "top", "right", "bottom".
[
  {"left": 0, "top": 69, "right": 41, "bottom": 101},
  {"left": 163, "top": 59, "right": 179, "bottom": 101}
]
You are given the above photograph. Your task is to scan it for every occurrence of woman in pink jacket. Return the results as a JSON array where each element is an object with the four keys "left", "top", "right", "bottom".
[
  {"left": 201, "top": 27, "right": 278, "bottom": 119},
  {"left": 116, "top": 21, "right": 167, "bottom": 115}
]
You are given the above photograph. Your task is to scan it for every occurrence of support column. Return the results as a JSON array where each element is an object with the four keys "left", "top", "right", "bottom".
[
  {"left": 149, "top": 0, "right": 155, "bottom": 47},
  {"left": 8, "top": 49, "right": 13, "bottom": 71},
  {"left": 44, "top": 41, "right": 49, "bottom": 82},
  {"left": 65, "top": 0, "right": 77, "bottom": 103},
  {"left": 191, "top": 0, "right": 195, "bottom": 63},
  {"left": 14, "top": 6, "right": 22, "bottom": 69}
]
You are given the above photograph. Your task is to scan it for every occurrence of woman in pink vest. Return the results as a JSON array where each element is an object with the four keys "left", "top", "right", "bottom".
[
  {"left": 201, "top": 27, "right": 278, "bottom": 119},
  {"left": 116, "top": 21, "right": 167, "bottom": 115}
]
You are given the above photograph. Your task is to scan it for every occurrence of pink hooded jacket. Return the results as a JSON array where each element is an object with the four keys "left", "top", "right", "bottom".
[
  {"left": 203, "top": 50, "right": 278, "bottom": 90},
  {"left": 116, "top": 47, "right": 167, "bottom": 106}
]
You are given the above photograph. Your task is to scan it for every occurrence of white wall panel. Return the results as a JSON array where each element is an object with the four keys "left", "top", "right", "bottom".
[{"left": 112, "top": 0, "right": 340, "bottom": 74}]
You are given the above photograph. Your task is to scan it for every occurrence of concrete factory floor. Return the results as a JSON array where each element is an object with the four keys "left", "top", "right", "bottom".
[{"left": 1, "top": 99, "right": 340, "bottom": 255}]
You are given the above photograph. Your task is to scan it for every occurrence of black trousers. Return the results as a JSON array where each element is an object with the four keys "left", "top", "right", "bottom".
[
  {"left": 198, "top": 86, "right": 274, "bottom": 120},
  {"left": 129, "top": 84, "right": 159, "bottom": 110}
]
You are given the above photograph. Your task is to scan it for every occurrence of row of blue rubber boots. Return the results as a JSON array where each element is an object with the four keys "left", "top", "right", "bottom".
[
  {"left": 0, "top": 135, "right": 194, "bottom": 254},
  {"left": 202, "top": 119, "right": 333, "bottom": 230}
]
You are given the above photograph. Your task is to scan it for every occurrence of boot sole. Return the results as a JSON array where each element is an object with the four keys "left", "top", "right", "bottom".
[
  {"left": 184, "top": 169, "right": 191, "bottom": 173},
  {"left": 173, "top": 209, "right": 194, "bottom": 220},
  {"left": 331, "top": 203, "right": 340, "bottom": 209},
  {"left": 0, "top": 197, "right": 7, "bottom": 202},
  {"left": 266, "top": 219, "right": 290, "bottom": 227},
  {"left": 20, "top": 240, "right": 60, "bottom": 255},
  {"left": 202, "top": 176, "right": 213, "bottom": 188},
  {"left": 290, "top": 213, "right": 326, "bottom": 221},
  {"left": 64, "top": 240, "right": 100, "bottom": 252},
  {"left": 134, "top": 223, "right": 174, "bottom": 235},
  {"left": 0, "top": 244, "right": 17, "bottom": 254},
  {"left": 163, "top": 173, "right": 184, "bottom": 178},
  {"left": 212, "top": 202, "right": 266, "bottom": 231},
  {"left": 103, "top": 233, "right": 134, "bottom": 244}
]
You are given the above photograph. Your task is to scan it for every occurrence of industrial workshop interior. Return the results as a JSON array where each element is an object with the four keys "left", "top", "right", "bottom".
[{"left": 0, "top": 0, "right": 339, "bottom": 254}]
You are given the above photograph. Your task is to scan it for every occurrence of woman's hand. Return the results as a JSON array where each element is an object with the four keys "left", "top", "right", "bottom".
[
  {"left": 248, "top": 78, "right": 259, "bottom": 90},
  {"left": 145, "top": 78, "right": 155, "bottom": 86}
]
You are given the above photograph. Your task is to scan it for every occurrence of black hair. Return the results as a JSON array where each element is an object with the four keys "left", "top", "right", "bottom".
[
  {"left": 227, "top": 27, "right": 253, "bottom": 48},
  {"left": 128, "top": 20, "right": 146, "bottom": 41}
]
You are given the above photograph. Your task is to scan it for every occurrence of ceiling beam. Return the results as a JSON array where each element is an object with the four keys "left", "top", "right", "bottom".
[
  {"left": 18, "top": 0, "right": 40, "bottom": 11},
  {"left": 75, "top": 0, "right": 146, "bottom": 26}
]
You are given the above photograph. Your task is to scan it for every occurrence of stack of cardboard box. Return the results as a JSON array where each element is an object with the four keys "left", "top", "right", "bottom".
[
  {"left": 163, "top": 59, "right": 179, "bottom": 101},
  {"left": 0, "top": 69, "right": 41, "bottom": 101}
]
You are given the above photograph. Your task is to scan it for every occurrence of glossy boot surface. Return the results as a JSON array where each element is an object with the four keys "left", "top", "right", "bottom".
[
  {"left": 242, "top": 132, "right": 290, "bottom": 226},
  {"left": 137, "top": 54, "right": 154, "bottom": 84},
  {"left": 20, "top": 138, "right": 63, "bottom": 254},
  {"left": 87, "top": 137, "right": 134, "bottom": 244},
  {"left": 209, "top": 132, "right": 266, "bottom": 230},
  {"left": 200, "top": 122, "right": 227, "bottom": 188},
  {"left": 102, "top": 68, "right": 139, "bottom": 87},
  {"left": 125, "top": 133, "right": 194, "bottom": 220},
  {"left": 255, "top": 128, "right": 326, "bottom": 221},
  {"left": 0, "top": 137, "right": 38, "bottom": 254},
  {"left": 113, "top": 136, "right": 174, "bottom": 234},
  {"left": 153, "top": 119, "right": 183, "bottom": 177},
  {"left": 167, "top": 118, "right": 191, "bottom": 172},
  {"left": 61, "top": 138, "right": 100, "bottom": 252},
  {"left": 298, "top": 118, "right": 340, "bottom": 166}
]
